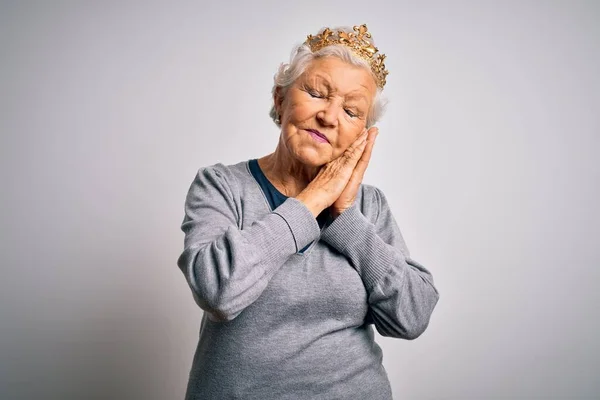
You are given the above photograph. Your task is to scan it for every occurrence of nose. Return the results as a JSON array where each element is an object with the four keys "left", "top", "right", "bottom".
[{"left": 316, "top": 100, "right": 340, "bottom": 128}]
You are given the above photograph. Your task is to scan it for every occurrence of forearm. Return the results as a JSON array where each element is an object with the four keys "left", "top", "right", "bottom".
[
  {"left": 320, "top": 202, "right": 439, "bottom": 339},
  {"left": 178, "top": 197, "right": 320, "bottom": 322}
]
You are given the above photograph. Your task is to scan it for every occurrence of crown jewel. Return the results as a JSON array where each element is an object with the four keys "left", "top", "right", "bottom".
[{"left": 305, "top": 24, "right": 389, "bottom": 89}]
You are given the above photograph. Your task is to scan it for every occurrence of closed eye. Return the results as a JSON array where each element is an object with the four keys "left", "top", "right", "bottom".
[
  {"left": 309, "top": 90, "right": 325, "bottom": 98},
  {"left": 345, "top": 109, "right": 358, "bottom": 118}
]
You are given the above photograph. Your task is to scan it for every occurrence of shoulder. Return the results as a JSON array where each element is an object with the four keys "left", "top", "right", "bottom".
[
  {"left": 185, "top": 161, "right": 247, "bottom": 207},
  {"left": 184, "top": 162, "right": 250, "bottom": 224},
  {"left": 194, "top": 160, "right": 237, "bottom": 180},
  {"left": 191, "top": 159, "right": 250, "bottom": 190}
]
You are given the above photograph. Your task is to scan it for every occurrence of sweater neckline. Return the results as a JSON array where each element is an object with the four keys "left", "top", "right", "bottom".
[
  {"left": 248, "top": 158, "right": 288, "bottom": 200},
  {"left": 242, "top": 159, "right": 330, "bottom": 257}
]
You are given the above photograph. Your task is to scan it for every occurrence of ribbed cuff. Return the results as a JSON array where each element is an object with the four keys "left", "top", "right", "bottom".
[
  {"left": 273, "top": 197, "right": 321, "bottom": 253},
  {"left": 320, "top": 202, "right": 397, "bottom": 290},
  {"left": 320, "top": 203, "right": 364, "bottom": 253}
]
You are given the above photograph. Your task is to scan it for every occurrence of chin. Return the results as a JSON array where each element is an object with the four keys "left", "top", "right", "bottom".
[{"left": 293, "top": 147, "right": 331, "bottom": 167}]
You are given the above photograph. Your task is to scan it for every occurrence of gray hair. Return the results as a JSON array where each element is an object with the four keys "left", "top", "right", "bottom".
[{"left": 269, "top": 26, "right": 388, "bottom": 128}]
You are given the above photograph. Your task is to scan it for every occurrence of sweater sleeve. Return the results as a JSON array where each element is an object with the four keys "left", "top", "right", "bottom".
[
  {"left": 319, "top": 186, "right": 440, "bottom": 340},
  {"left": 176, "top": 165, "right": 321, "bottom": 322}
]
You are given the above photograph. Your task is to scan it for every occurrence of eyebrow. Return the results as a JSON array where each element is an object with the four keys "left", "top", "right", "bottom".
[
  {"left": 345, "top": 92, "right": 368, "bottom": 102},
  {"left": 310, "top": 75, "right": 369, "bottom": 103}
]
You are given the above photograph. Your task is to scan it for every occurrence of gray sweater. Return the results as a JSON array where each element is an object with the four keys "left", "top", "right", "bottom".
[{"left": 177, "top": 159, "right": 440, "bottom": 400}]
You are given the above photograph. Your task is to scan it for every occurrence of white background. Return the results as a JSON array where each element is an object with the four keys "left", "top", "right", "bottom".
[{"left": 1, "top": 1, "right": 599, "bottom": 399}]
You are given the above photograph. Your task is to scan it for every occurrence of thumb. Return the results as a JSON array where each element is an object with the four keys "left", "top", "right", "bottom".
[{"left": 344, "top": 130, "right": 369, "bottom": 164}]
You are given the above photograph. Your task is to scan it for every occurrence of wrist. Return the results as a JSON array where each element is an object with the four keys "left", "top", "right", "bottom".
[
  {"left": 295, "top": 190, "right": 326, "bottom": 218},
  {"left": 330, "top": 208, "right": 343, "bottom": 219},
  {"left": 330, "top": 202, "right": 355, "bottom": 219}
]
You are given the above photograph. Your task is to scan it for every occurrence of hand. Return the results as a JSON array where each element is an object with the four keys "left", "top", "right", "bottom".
[
  {"left": 330, "top": 127, "right": 378, "bottom": 218},
  {"left": 295, "top": 128, "right": 372, "bottom": 217}
]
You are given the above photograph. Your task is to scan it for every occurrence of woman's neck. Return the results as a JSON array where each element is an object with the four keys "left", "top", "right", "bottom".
[{"left": 257, "top": 143, "right": 320, "bottom": 198}]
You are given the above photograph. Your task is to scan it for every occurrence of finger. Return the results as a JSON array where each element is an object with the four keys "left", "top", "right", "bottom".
[
  {"left": 353, "top": 127, "right": 378, "bottom": 165},
  {"left": 345, "top": 137, "right": 369, "bottom": 164},
  {"left": 344, "top": 129, "right": 368, "bottom": 155},
  {"left": 328, "top": 128, "right": 369, "bottom": 173},
  {"left": 359, "top": 129, "right": 377, "bottom": 167},
  {"left": 357, "top": 128, "right": 369, "bottom": 142},
  {"left": 368, "top": 126, "right": 379, "bottom": 140},
  {"left": 347, "top": 128, "right": 378, "bottom": 185}
]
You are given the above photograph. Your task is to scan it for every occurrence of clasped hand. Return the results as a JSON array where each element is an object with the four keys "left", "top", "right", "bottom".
[{"left": 296, "top": 127, "right": 379, "bottom": 218}]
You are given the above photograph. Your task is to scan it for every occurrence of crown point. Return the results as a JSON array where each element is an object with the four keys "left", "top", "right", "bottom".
[{"left": 304, "top": 24, "right": 389, "bottom": 88}]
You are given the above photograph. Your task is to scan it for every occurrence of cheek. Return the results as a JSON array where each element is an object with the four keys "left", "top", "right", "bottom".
[
  {"left": 343, "top": 120, "right": 365, "bottom": 139},
  {"left": 285, "top": 99, "right": 318, "bottom": 123},
  {"left": 336, "top": 125, "right": 365, "bottom": 150}
]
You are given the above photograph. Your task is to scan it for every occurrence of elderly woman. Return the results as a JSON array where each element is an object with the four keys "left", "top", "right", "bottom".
[{"left": 177, "top": 24, "right": 440, "bottom": 399}]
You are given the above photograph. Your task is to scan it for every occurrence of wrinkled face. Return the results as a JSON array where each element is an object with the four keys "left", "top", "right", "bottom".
[{"left": 275, "top": 56, "right": 377, "bottom": 166}]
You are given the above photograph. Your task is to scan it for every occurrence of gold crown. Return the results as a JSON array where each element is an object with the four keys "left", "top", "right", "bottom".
[{"left": 304, "top": 24, "right": 389, "bottom": 89}]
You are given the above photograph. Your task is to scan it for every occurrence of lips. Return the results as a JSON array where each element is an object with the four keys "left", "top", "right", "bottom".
[{"left": 306, "top": 129, "right": 329, "bottom": 142}]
